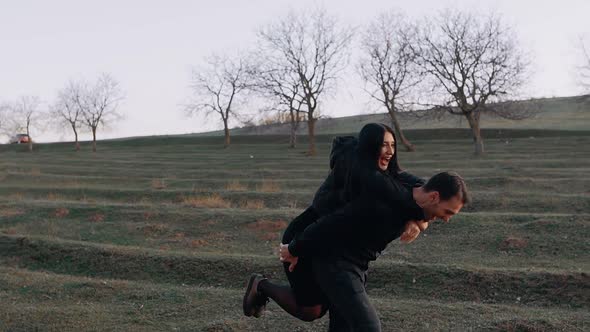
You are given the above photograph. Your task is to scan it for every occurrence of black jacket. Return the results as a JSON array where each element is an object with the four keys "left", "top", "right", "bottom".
[
  {"left": 288, "top": 169, "right": 424, "bottom": 269},
  {"left": 282, "top": 135, "right": 424, "bottom": 246},
  {"left": 312, "top": 136, "right": 424, "bottom": 216}
]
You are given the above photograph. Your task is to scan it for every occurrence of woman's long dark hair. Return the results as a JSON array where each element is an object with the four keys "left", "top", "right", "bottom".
[
  {"left": 356, "top": 123, "right": 401, "bottom": 175},
  {"left": 344, "top": 123, "right": 402, "bottom": 200}
]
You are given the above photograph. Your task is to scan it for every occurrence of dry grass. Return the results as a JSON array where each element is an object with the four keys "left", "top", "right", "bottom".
[
  {"left": 500, "top": 236, "right": 529, "bottom": 250},
  {"left": 41, "top": 220, "right": 59, "bottom": 237},
  {"left": 1, "top": 227, "right": 18, "bottom": 235},
  {"left": 88, "top": 213, "right": 105, "bottom": 223},
  {"left": 256, "top": 179, "right": 281, "bottom": 193},
  {"left": 136, "top": 197, "right": 152, "bottom": 205},
  {"left": 8, "top": 192, "right": 24, "bottom": 201},
  {"left": 189, "top": 239, "right": 209, "bottom": 248},
  {"left": 203, "top": 220, "right": 217, "bottom": 226},
  {"left": 151, "top": 178, "right": 167, "bottom": 190},
  {"left": 240, "top": 199, "right": 265, "bottom": 209},
  {"left": 0, "top": 207, "right": 25, "bottom": 217},
  {"left": 78, "top": 195, "right": 97, "bottom": 204},
  {"left": 30, "top": 167, "right": 42, "bottom": 176},
  {"left": 181, "top": 194, "right": 231, "bottom": 208},
  {"left": 46, "top": 193, "right": 63, "bottom": 201},
  {"left": 225, "top": 180, "right": 247, "bottom": 191},
  {"left": 63, "top": 180, "right": 81, "bottom": 188},
  {"left": 142, "top": 211, "right": 156, "bottom": 221},
  {"left": 53, "top": 208, "right": 70, "bottom": 218},
  {"left": 246, "top": 219, "right": 287, "bottom": 232},
  {"left": 246, "top": 219, "right": 287, "bottom": 241},
  {"left": 142, "top": 223, "right": 169, "bottom": 237}
]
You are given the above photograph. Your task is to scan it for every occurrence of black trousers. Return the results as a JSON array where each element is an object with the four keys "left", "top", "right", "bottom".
[{"left": 312, "top": 256, "right": 381, "bottom": 332}]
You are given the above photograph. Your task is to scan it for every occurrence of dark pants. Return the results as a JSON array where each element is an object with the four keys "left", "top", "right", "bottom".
[{"left": 312, "top": 256, "right": 381, "bottom": 332}]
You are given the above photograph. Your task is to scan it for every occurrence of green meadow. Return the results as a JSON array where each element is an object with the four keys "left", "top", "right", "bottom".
[{"left": 0, "top": 123, "right": 589, "bottom": 330}]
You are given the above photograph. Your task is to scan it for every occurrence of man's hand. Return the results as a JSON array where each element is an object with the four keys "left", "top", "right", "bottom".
[
  {"left": 400, "top": 220, "right": 422, "bottom": 243},
  {"left": 279, "top": 243, "right": 298, "bottom": 272}
]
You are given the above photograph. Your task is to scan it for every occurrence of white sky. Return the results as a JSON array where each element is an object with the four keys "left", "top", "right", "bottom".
[{"left": 1, "top": 0, "right": 589, "bottom": 142}]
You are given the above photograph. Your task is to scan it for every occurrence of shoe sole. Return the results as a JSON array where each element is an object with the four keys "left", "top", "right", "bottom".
[{"left": 243, "top": 273, "right": 259, "bottom": 317}]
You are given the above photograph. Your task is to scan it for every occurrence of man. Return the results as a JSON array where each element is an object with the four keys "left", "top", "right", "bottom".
[{"left": 246, "top": 171, "right": 469, "bottom": 331}]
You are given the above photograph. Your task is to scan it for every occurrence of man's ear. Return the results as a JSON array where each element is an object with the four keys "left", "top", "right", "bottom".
[{"left": 429, "top": 191, "right": 440, "bottom": 204}]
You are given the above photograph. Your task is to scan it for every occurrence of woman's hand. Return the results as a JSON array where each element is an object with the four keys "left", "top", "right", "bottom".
[
  {"left": 400, "top": 220, "right": 422, "bottom": 243},
  {"left": 416, "top": 220, "right": 429, "bottom": 232},
  {"left": 279, "top": 243, "right": 299, "bottom": 272}
]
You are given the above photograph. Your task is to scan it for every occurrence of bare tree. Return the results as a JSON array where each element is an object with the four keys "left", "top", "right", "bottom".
[
  {"left": 51, "top": 81, "right": 84, "bottom": 151},
  {"left": 359, "top": 12, "right": 421, "bottom": 151},
  {"left": 258, "top": 9, "right": 354, "bottom": 155},
  {"left": 0, "top": 103, "right": 7, "bottom": 135},
  {"left": 5, "top": 96, "right": 44, "bottom": 152},
  {"left": 186, "top": 54, "right": 250, "bottom": 148},
  {"left": 416, "top": 11, "right": 528, "bottom": 155},
  {"left": 577, "top": 37, "right": 590, "bottom": 92},
  {"left": 251, "top": 63, "right": 306, "bottom": 148},
  {"left": 79, "top": 74, "right": 124, "bottom": 152}
]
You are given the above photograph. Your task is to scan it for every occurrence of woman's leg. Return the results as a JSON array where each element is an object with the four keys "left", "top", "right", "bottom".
[{"left": 258, "top": 279, "right": 327, "bottom": 321}]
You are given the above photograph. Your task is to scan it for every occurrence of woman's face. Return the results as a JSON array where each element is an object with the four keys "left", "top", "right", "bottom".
[{"left": 378, "top": 131, "right": 395, "bottom": 171}]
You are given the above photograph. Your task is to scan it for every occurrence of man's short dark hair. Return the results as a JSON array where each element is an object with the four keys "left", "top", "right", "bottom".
[{"left": 423, "top": 171, "right": 470, "bottom": 204}]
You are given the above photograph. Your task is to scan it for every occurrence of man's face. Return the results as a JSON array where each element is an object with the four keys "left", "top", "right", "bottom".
[{"left": 423, "top": 193, "right": 464, "bottom": 223}]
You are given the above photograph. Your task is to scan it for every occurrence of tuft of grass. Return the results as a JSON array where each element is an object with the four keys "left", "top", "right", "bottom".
[
  {"left": 246, "top": 219, "right": 288, "bottom": 233},
  {"left": 88, "top": 213, "right": 105, "bottom": 223},
  {"left": 151, "top": 178, "right": 167, "bottom": 190},
  {"left": 225, "top": 180, "right": 248, "bottom": 191},
  {"left": 142, "top": 223, "right": 169, "bottom": 237},
  {"left": 499, "top": 236, "right": 529, "bottom": 251},
  {"left": 46, "top": 192, "right": 63, "bottom": 201},
  {"left": 53, "top": 208, "right": 70, "bottom": 218},
  {"left": 181, "top": 194, "right": 231, "bottom": 208},
  {"left": 256, "top": 179, "right": 280, "bottom": 193},
  {"left": 0, "top": 207, "right": 25, "bottom": 217},
  {"left": 8, "top": 192, "right": 24, "bottom": 201},
  {"left": 30, "top": 167, "right": 42, "bottom": 177},
  {"left": 189, "top": 239, "right": 208, "bottom": 248},
  {"left": 1, "top": 227, "right": 18, "bottom": 235},
  {"left": 240, "top": 199, "right": 265, "bottom": 209}
]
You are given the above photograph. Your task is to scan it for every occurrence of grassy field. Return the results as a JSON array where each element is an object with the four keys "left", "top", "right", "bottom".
[{"left": 0, "top": 128, "right": 589, "bottom": 331}]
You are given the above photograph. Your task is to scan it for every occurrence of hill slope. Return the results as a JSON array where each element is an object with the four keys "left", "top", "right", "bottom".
[{"left": 197, "top": 95, "right": 590, "bottom": 136}]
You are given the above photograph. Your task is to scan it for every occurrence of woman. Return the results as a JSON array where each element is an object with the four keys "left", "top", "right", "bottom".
[{"left": 243, "top": 123, "right": 426, "bottom": 322}]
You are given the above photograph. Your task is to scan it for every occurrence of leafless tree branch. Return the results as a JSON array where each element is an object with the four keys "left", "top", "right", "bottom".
[
  {"left": 415, "top": 10, "right": 530, "bottom": 154},
  {"left": 185, "top": 54, "right": 252, "bottom": 148},
  {"left": 359, "top": 11, "right": 421, "bottom": 151},
  {"left": 257, "top": 9, "right": 354, "bottom": 155}
]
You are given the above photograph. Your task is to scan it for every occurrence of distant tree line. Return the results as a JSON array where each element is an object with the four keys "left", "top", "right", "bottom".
[
  {"left": 0, "top": 73, "right": 123, "bottom": 152},
  {"left": 185, "top": 8, "right": 553, "bottom": 155}
]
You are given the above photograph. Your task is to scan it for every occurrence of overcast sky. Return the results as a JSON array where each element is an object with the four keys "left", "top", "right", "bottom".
[{"left": 1, "top": 0, "right": 588, "bottom": 142}]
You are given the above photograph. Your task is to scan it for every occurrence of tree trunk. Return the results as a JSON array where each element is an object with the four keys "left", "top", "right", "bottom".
[
  {"left": 465, "top": 112, "right": 484, "bottom": 155},
  {"left": 26, "top": 129, "right": 33, "bottom": 152},
  {"left": 72, "top": 125, "right": 80, "bottom": 151},
  {"left": 307, "top": 116, "right": 317, "bottom": 156},
  {"left": 289, "top": 124, "right": 297, "bottom": 148},
  {"left": 223, "top": 120, "right": 230, "bottom": 148},
  {"left": 92, "top": 127, "right": 97, "bottom": 152},
  {"left": 387, "top": 108, "right": 415, "bottom": 152},
  {"left": 289, "top": 110, "right": 297, "bottom": 148}
]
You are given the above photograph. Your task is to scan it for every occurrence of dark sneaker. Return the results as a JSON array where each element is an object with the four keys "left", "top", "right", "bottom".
[{"left": 243, "top": 273, "right": 269, "bottom": 317}]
